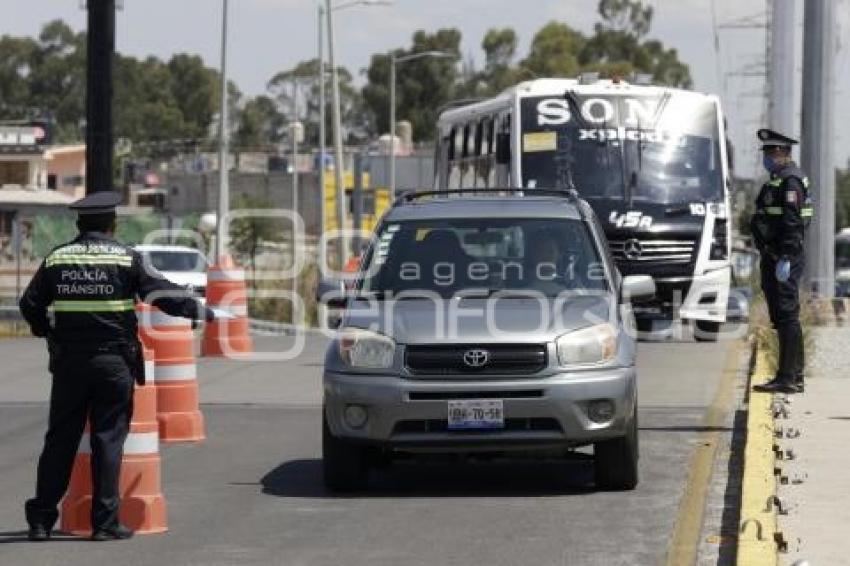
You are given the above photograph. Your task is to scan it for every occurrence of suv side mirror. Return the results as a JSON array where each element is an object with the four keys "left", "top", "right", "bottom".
[
  {"left": 317, "top": 278, "right": 347, "bottom": 309},
  {"left": 621, "top": 275, "right": 655, "bottom": 303},
  {"left": 495, "top": 132, "right": 511, "bottom": 165}
]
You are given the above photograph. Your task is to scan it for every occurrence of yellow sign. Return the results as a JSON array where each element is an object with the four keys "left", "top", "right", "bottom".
[{"left": 523, "top": 131, "right": 557, "bottom": 153}]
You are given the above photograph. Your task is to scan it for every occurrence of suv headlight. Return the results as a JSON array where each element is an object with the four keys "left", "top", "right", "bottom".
[
  {"left": 338, "top": 328, "right": 395, "bottom": 369},
  {"left": 556, "top": 323, "right": 617, "bottom": 366}
]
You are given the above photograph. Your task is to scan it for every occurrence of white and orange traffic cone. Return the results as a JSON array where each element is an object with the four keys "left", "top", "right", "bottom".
[
  {"left": 202, "top": 255, "right": 253, "bottom": 357},
  {"left": 137, "top": 303, "right": 205, "bottom": 443}
]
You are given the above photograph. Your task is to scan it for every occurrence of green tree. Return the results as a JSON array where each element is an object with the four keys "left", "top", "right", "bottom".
[
  {"left": 472, "top": 27, "right": 521, "bottom": 96},
  {"left": 25, "top": 20, "right": 87, "bottom": 141},
  {"left": 267, "top": 58, "right": 366, "bottom": 146},
  {"left": 234, "top": 95, "right": 284, "bottom": 149},
  {"left": 0, "top": 36, "right": 37, "bottom": 119},
  {"left": 579, "top": 0, "right": 692, "bottom": 87},
  {"left": 229, "top": 195, "right": 283, "bottom": 284},
  {"left": 520, "top": 21, "right": 585, "bottom": 78},
  {"left": 167, "top": 54, "right": 220, "bottom": 139},
  {"left": 363, "top": 28, "right": 461, "bottom": 141}
]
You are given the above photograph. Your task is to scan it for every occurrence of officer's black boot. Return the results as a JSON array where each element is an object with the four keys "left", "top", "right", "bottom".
[
  {"left": 24, "top": 499, "right": 56, "bottom": 541},
  {"left": 91, "top": 524, "right": 134, "bottom": 541},
  {"left": 754, "top": 323, "right": 801, "bottom": 394},
  {"left": 795, "top": 328, "right": 805, "bottom": 393}
]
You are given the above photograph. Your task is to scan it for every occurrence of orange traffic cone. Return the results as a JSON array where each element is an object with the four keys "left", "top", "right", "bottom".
[
  {"left": 60, "top": 345, "right": 168, "bottom": 535},
  {"left": 137, "top": 303, "right": 205, "bottom": 443},
  {"left": 202, "top": 254, "right": 253, "bottom": 357}
]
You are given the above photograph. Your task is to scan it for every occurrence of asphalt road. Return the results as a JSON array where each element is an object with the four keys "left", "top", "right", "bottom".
[{"left": 0, "top": 326, "right": 741, "bottom": 566}]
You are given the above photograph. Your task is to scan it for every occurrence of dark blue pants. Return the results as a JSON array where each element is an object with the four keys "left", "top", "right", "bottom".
[
  {"left": 25, "top": 352, "right": 133, "bottom": 532},
  {"left": 760, "top": 256, "right": 805, "bottom": 382}
]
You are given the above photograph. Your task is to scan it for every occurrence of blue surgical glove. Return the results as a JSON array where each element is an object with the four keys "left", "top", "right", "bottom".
[{"left": 775, "top": 257, "right": 791, "bottom": 282}]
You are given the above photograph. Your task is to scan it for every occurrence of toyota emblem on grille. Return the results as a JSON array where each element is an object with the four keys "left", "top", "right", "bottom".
[
  {"left": 623, "top": 238, "right": 643, "bottom": 260},
  {"left": 462, "top": 349, "right": 489, "bottom": 368}
]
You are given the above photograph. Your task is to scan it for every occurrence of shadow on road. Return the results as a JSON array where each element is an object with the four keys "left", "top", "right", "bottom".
[
  {"left": 0, "top": 530, "right": 86, "bottom": 544},
  {"left": 260, "top": 456, "right": 597, "bottom": 499}
]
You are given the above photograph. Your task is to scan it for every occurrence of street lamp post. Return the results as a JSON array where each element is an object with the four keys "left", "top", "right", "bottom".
[
  {"left": 325, "top": 0, "right": 391, "bottom": 267},
  {"left": 215, "top": 0, "right": 230, "bottom": 263},
  {"left": 389, "top": 50, "right": 455, "bottom": 198},
  {"left": 316, "top": 3, "right": 325, "bottom": 245}
]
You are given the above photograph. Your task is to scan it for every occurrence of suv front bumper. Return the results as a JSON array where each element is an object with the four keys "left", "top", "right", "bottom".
[{"left": 324, "top": 366, "right": 636, "bottom": 452}]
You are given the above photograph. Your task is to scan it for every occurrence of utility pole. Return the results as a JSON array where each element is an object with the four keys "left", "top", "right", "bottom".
[
  {"left": 86, "top": 0, "right": 116, "bottom": 194},
  {"left": 317, "top": 2, "right": 326, "bottom": 245},
  {"left": 768, "top": 0, "right": 795, "bottom": 135},
  {"left": 215, "top": 0, "right": 230, "bottom": 262},
  {"left": 326, "top": 1, "right": 347, "bottom": 267},
  {"left": 801, "top": 0, "right": 836, "bottom": 296}
]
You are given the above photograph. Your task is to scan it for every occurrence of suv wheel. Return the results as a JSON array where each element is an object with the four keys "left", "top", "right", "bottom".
[
  {"left": 694, "top": 320, "right": 721, "bottom": 342},
  {"left": 594, "top": 415, "right": 639, "bottom": 491},
  {"left": 323, "top": 412, "right": 369, "bottom": 492}
]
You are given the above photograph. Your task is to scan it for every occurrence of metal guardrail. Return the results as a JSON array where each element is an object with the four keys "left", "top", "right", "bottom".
[
  {"left": 247, "top": 317, "right": 326, "bottom": 337},
  {"left": 0, "top": 305, "right": 22, "bottom": 321}
]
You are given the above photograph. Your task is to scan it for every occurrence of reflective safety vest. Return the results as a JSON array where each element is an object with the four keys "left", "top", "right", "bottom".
[{"left": 750, "top": 165, "right": 813, "bottom": 258}]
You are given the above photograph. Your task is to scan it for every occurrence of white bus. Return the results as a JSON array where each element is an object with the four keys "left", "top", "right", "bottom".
[{"left": 435, "top": 77, "right": 733, "bottom": 339}]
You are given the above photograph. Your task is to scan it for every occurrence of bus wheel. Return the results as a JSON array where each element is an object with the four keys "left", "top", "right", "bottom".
[{"left": 694, "top": 320, "right": 721, "bottom": 342}]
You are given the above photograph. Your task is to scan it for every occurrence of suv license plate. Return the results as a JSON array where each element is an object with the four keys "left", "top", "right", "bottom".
[{"left": 447, "top": 400, "right": 504, "bottom": 430}]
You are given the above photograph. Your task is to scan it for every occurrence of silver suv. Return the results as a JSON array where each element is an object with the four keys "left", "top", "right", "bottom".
[{"left": 318, "top": 189, "right": 655, "bottom": 492}]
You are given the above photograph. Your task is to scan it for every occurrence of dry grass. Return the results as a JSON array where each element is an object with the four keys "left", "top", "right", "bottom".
[{"left": 748, "top": 287, "right": 816, "bottom": 377}]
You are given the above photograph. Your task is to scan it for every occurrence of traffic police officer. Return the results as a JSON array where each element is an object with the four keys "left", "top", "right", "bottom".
[
  {"left": 750, "top": 128, "right": 813, "bottom": 394},
  {"left": 19, "top": 192, "right": 215, "bottom": 541}
]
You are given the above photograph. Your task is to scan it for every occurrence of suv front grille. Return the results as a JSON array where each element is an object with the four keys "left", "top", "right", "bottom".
[
  {"left": 393, "top": 418, "right": 562, "bottom": 435},
  {"left": 608, "top": 238, "right": 697, "bottom": 264},
  {"left": 405, "top": 344, "right": 547, "bottom": 377}
]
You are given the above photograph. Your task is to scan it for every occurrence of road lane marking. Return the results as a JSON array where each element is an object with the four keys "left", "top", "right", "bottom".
[{"left": 664, "top": 339, "right": 744, "bottom": 566}]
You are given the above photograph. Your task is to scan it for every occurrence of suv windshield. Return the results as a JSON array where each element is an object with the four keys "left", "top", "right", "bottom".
[
  {"left": 519, "top": 93, "right": 724, "bottom": 205},
  {"left": 359, "top": 217, "right": 607, "bottom": 297},
  {"left": 147, "top": 251, "right": 207, "bottom": 273}
]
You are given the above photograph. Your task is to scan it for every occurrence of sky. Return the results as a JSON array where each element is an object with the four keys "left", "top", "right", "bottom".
[{"left": 2, "top": 0, "right": 849, "bottom": 178}]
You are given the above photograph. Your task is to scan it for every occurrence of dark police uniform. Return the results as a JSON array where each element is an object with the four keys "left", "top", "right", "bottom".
[
  {"left": 19, "top": 192, "right": 212, "bottom": 540},
  {"left": 750, "top": 129, "right": 813, "bottom": 393}
]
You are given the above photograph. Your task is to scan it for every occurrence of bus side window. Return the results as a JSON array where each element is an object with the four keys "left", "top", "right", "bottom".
[
  {"left": 495, "top": 113, "right": 512, "bottom": 186},
  {"left": 485, "top": 117, "right": 496, "bottom": 187},
  {"left": 476, "top": 118, "right": 492, "bottom": 188},
  {"left": 447, "top": 127, "right": 462, "bottom": 189},
  {"left": 461, "top": 123, "right": 475, "bottom": 188}
]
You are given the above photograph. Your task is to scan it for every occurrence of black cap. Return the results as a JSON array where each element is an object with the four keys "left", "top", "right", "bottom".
[
  {"left": 69, "top": 191, "right": 122, "bottom": 216},
  {"left": 757, "top": 128, "right": 798, "bottom": 149}
]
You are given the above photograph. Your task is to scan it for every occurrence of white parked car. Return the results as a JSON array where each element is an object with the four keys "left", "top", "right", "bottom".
[{"left": 135, "top": 245, "right": 209, "bottom": 299}]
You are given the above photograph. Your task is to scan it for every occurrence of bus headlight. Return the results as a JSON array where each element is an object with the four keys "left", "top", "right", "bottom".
[
  {"left": 338, "top": 328, "right": 395, "bottom": 369},
  {"left": 556, "top": 323, "right": 617, "bottom": 366},
  {"left": 710, "top": 219, "right": 728, "bottom": 260}
]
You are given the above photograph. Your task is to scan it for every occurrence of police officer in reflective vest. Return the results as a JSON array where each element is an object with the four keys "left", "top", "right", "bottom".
[
  {"left": 750, "top": 128, "right": 813, "bottom": 394},
  {"left": 19, "top": 192, "right": 216, "bottom": 541}
]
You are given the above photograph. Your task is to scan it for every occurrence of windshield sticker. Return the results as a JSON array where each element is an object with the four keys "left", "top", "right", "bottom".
[
  {"left": 523, "top": 131, "right": 557, "bottom": 153},
  {"left": 609, "top": 211, "right": 653, "bottom": 229}
]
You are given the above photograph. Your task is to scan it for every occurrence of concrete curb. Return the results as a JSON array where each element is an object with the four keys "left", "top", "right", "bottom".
[{"left": 736, "top": 345, "right": 779, "bottom": 565}]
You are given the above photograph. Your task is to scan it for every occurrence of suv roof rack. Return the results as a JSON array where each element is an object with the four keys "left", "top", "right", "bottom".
[{"left": 394, "top": 188, "right": 580, "bottom": 206}]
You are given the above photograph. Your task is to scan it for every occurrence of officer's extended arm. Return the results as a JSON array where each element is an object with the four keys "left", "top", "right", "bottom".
[
  {"left": 132, "top": 252, "right": 213, "bottom": 322},
  {"left": 779, "top": 177, "right": 805, "bottom": 258},
  {"left": 18, "top": 261, "right": 52, "bottom": 338}
]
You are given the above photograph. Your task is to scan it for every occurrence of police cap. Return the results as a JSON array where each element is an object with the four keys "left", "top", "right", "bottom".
[
  {"left": 757, "top": 128, "right": 798, "bottom": 150},
  {"left": 69, "top": 191, "right": 122, "bottom": 216}
]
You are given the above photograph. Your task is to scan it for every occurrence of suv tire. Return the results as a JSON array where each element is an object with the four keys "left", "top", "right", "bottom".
[
  {"left": 694, "top": 320, "right": 721, "bottom": 342},
  {"left": 594, "top": 415, "right": 639, "bottom": 491},
  {"left": 323, "top": 412, "right": 369, "bottom": 492}
]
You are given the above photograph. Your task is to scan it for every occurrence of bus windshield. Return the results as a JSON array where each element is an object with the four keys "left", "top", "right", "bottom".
[{"left": 519, "top": 93, "right": 724, "bottom": 205}]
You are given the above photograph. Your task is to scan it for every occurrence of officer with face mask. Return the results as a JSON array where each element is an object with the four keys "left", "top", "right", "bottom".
[{"left": 750, "top": 129, "right": 813, "bottom": 394}]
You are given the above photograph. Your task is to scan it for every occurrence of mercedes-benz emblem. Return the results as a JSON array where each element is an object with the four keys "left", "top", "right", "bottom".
[
  {"left": 623, "top": 238, "right": 643, "bottom": 260},
  {"left": 462, "top": 349, "right": 489, "bottom": 368}
]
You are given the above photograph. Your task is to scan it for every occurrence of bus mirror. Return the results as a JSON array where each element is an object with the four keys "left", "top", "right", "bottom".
[{"left": 496, "top": 132, "right": 511, "bottom": 164}]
